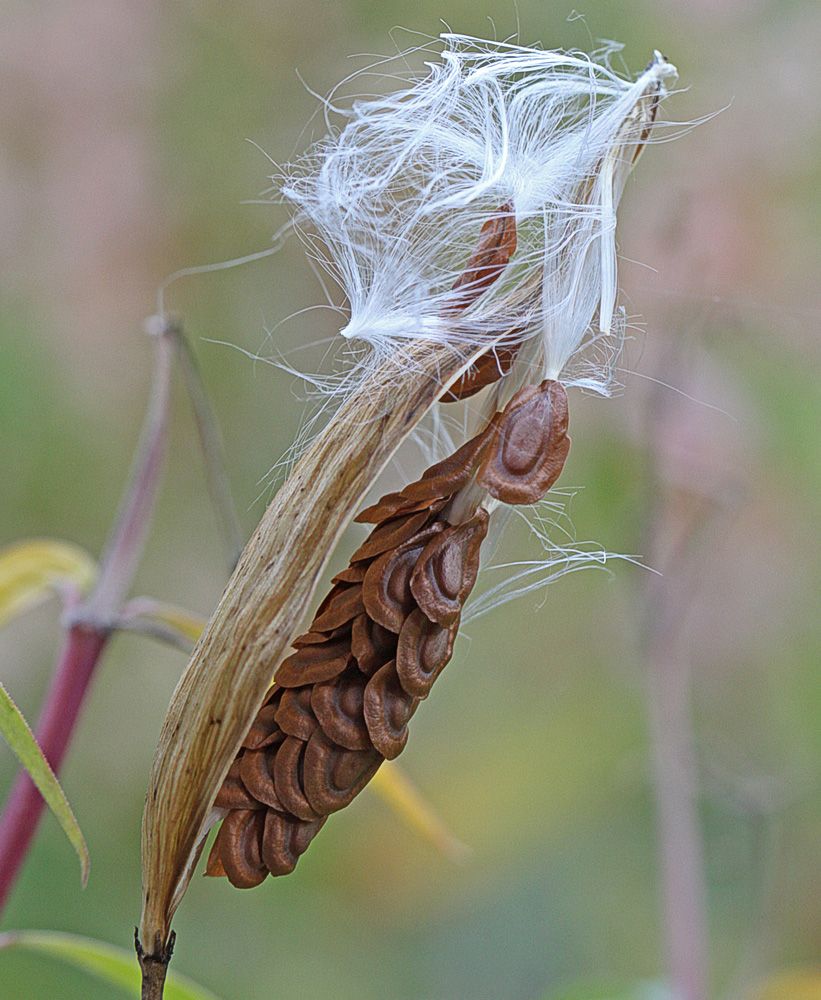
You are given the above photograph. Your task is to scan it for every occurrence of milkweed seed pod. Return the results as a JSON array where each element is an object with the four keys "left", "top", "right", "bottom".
[
  {"left": 207, "top": 378, "right": 570, "bottom": 885},
  {"left": 140, "top": 35, "right": 677, "bottom": 979}
]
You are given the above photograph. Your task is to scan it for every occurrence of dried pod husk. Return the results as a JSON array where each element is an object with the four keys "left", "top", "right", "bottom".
[
  {"left": 363, "top": 660, "right": 419, "bottom": 759},
  {"left": 395, "top": 608, "right": 459, "bottom": 698},
  {"left": 410, "top": 510, "right": 489, "bottom": 626},
  {"left": 302, "top": 728, "right": 383, "bottom": 815},
  {"left": 477, "top": 379, "right": 570, "bottom": 504},
  {"left": 362, "top": 525, "right": 444, "bottom": 631}
]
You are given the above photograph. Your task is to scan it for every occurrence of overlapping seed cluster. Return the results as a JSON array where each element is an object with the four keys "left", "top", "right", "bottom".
[{"left": 206, "top": 376, "right": 571, "bottom": 887}]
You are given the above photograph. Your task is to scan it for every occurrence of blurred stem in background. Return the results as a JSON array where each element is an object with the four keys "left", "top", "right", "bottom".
[
  {"left": 0, "top": 316, "right": 243, "bottom": 918},
  {"left": 0, "top": 321, "right": 174, "bottom": 914},
  {"left": 640, "top": 340, "right": 743, "bottom": 1000}
]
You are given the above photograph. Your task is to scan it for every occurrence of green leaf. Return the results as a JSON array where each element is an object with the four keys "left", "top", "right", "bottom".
[
  {"left": 0, "top": 539, "right": 97, "bottom": 630},
  {"left": 0, "top": 931, "right": 221, "bottom": 1000},
  {"left": 0, "top": 683, "right": 89, "bottom": 887}
]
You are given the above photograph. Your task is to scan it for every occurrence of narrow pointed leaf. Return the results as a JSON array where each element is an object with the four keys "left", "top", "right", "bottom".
[
  {"left": 370, "top": 761, "right": 470, "bottom": 862},
  {"left": 0, "top": 683, "right": 89, "bottom": 887},
  {"left": 0, "top": 931, "right": 220, "bottom": 1000},
  {"left": 0, "top": 540, "right": 97, "bottom": 630}
]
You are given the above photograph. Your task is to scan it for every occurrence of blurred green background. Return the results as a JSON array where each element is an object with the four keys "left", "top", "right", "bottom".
[{"left": 1, "top": 1, "right": 819, "bottom": 998}]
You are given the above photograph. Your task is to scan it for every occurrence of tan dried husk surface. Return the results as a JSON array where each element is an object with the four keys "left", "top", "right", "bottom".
[{"left": 139, "top": 340, "right": 480, "bottom": 957}]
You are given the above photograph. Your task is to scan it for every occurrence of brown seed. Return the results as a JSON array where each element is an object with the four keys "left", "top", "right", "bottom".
[
  {"left": 477, "top": 380, "right": 570, "bottom": 504},
  {"left": 302, "top": 728, "right": 383, "bottom": 815},
  {"left": 213, "top": 757, "right": 260, "bottom": 811},
  {"left": 241, "top": 693, "right": 284, "bottom": 750},
  {"left": 351, "top": 613, "right": 397, "bottom": 676},
  {"left": 291, "top": 625, "right": 351, "bottom": 647},
  {"left": 311, "top": 667, "right": 372, "bottom": 751},
  {"left": 363, "top": 660, "right": 419, "bottom": 760},
  {"left": 311, "top": 583, "right": 366, "bottom": 632},
  {"left": 239, "top": 747, "right": 284, "bottom": 811},
  {"left": 362, "top": 525, "right": 443, "bottom": 632},
  {"left": 355, "top": 492, "right": 440, "bottom": 525},
  {"left": 275, "top": 637, "right": 352, "bottom": 688},
  {"left": 261, "top": 810, "right": 327, "bottom": 877},
  {"left": 331, "top": 562, "right": 370, "bottom": 584},
  {"left": 350, "top": 508, "right": 434, "bottom": 562},
  {"left": 440, "top": 339, "right": 522, "bottom": 402},
  {"left": 213, "top": 809, "right": 268, "bottom": 889},
  {"left": 273, "top": 736, "right": 321, "bottom": 821},
  {"left": 395, "top": 608, "right": 458, "bottom": 698},
  {"left": 446, "top": 202, "right": 517, "bottom": 313},
  {"left": 410, "top": 509, "right": 489, "bottom": 626},
  {"left": 275, "top": 686, "right": 319, "bottom": 741},
  {"left": 399, "top": 430, "right": 491, "bottom": 503}
]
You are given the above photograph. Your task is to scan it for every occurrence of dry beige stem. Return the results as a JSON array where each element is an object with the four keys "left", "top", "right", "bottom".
[{"left": 139, "top": 339, "right": 481, "bottom": 960}]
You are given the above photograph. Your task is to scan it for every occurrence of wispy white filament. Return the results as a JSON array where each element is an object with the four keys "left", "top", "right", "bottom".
[
  {"left": 274, "top": 33, "right": 678, "bottom": 609},
  {"left": 279, "top": 34, "right": 677, "bottom": 395}
]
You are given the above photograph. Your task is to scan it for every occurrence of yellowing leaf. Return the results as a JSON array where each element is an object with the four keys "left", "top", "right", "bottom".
[
  {"left": 0, "top": 930, "right": 220, "bottom": 1000},
  {"left": 370, "top": 761, "right": 470, "bottom": 862},
  {"left": 757, "top": 970, "right": 821, "bottom": 1000},
  {"left": 0, "top": 682, "right": 89, "bottom": 887},
  {"left": 120, "top": 598, "right": 208, "bottom": 650},
  {"left": 0, "top": 540, "right": 97, "bottom": 630}
]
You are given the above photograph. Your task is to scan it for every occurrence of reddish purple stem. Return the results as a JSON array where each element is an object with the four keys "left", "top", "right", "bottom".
[
  {"left": 0, "top": 626, "right": 108, "bottom": 911},
  {"left": 0, "top": 321, "right": 174, "bottom": 917}
]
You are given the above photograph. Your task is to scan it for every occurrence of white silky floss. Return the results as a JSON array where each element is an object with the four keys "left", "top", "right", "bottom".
[{"left": 279, "top": 34, "right": 677, "bottom": 398}]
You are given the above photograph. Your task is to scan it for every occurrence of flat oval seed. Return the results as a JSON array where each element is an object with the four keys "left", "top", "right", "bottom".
[
  {"left": 261, "top": 811, "right": 327, "bottom": 877},
  {"left": 350, "top": 508, "right": 434, "bottom": 563},
  {"left": 242, "top": 693, "right": 284, "bottom": 750},
  {"left": 215, "top": 809, "right": 268, "bottom": 889},
  {"left": 311, "top": 583, "right": 366, "bottom": 632},
  {"left": 273, "top": 736, "right": 321, "bottom": 821},
  {"left": 410, "top": 509, "right": 489, "bottom": 626},
  {"left": 351, "top": 613, "right": 397, "bottom": 676},
  {"left": 303, "top": 728, "right": 383, "bottom": 815},
  {"left": 477, "top": 380, "right": 570, "bottom": 504},
  {"left": 400, "top": 429, "right": 492, "bottom": 503},
  {"left": 275, "top": 638, "right": 352, "bottom": 688},
  {"left": 311, "top": 667, "right": 372, "bottom": 751},
  {"left": 363, "top": 660, "right": 419, "bottom": 760},
  {"left": 362, "top": 525, "right": 443, "bottom": 632},
  {"left": 396, "top": 608, "right": 458, "bottom": 698},
  {"left": 239, "top": 748, "right": 284, "bottom": 810},
  {"left": 355, "top": 492, "right": 439, "bottom": 525},
  {"left": 275, "top": 686, "right": 319, "bottom": 741},
  {"left": 213, "top": 756, "right": 261, "bottom": 811}
]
